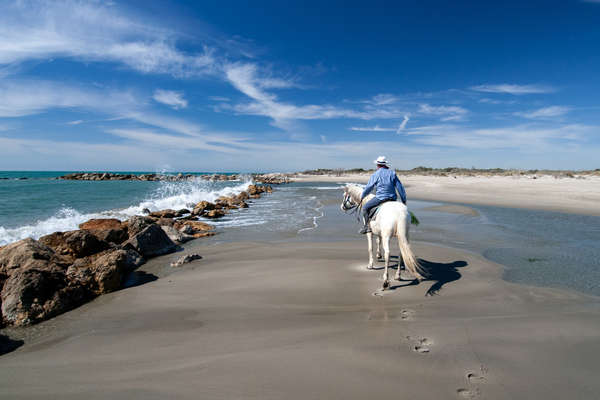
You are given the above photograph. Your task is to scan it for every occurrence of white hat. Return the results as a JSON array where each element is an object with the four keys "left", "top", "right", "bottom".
[{"left": 373, "top": 155, "right": 389, "bottom": 165}]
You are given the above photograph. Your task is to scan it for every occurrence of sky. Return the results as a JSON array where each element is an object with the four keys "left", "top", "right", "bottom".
[{"left": 0, "top": 0, "right": 599, "bottom": 172}]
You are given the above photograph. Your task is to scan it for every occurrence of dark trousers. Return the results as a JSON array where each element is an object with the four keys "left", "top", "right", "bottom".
[{"left": 362, "top": 197, "right": 389, "bottom": 226}]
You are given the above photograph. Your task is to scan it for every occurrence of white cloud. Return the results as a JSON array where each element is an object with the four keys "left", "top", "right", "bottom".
[
  {"left": 224, "top": 62, "right": 408, "bottom": 128},
  {"left": 153, "top": 90, "right": 188, "bottom": 109},
  {"left": 0, "top": 80, "right": 141, "bottom": 117},
  {"left": 470, "top": 84, "right": 555, "bottom": 95},
  {"left": 514, "top": 106, "right": 570, "bottom": 119},
  {"left": 66, "top": 120, "right": 84, "bottom": 125},
  {"left": 418, "top": 104, "right": 468, "bottom": 121},
  {"left": 0, "top": 1, "right": 216, "bottom": 77},
  {"left": 405, "top": 123, "right": 591, "bottom": 150},
  {"left": 350, "top": 125, "right": 397, "bottom": 132},
  {"left": 398, "top": 115, "right": 410, "bottom": 131}
]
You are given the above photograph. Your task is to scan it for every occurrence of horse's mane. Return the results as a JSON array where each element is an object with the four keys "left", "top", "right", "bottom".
[{"left": 345, "top": 183, "right": 374, "bottom": 205}]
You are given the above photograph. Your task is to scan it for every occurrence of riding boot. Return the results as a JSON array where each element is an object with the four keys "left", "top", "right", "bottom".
[{"left": 358, "top": 217, "right": 371, "bottom": 234}]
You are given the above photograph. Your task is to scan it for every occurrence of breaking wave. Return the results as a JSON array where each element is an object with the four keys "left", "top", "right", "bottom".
[{"left": 0, "top": 179, "right": 253, "bottom": 246}]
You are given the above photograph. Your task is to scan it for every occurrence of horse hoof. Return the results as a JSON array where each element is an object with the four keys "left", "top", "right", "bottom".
[{"left": 383, "top": 280, "right": 390, "bottom": 289}]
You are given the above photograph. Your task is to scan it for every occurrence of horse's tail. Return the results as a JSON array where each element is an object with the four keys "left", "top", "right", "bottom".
[{"left": 397, "top": 217, "right": 426, "bottom": 281}]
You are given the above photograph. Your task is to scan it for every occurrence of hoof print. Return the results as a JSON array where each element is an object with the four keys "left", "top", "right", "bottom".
[
  {"left": 467, "top": 372, "right": 486, "bottom": 383},
  {"left": 414, "top": 345, "right": 430, "bottom": 353}
]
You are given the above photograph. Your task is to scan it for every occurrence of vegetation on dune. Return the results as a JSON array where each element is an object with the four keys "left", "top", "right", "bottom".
[{"left": 296, "top": 167, "right": 600, "bottom": 178}]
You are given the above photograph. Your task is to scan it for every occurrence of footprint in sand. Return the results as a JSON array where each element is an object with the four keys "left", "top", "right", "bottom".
[
  {"left": 456, "top": 388, "right": 479, "bottom": 399},
  {"left": 457, "top": 366, "right": 487, "bottom": 398},
  {"left": 400, "top": 309, "right": 415, "bottom": 320},
  {"left": 406, "top": 336, "right": 432, "bottom": 354},
  {"left": 466, "top": 372, "right": 486, "bottom": 383}
]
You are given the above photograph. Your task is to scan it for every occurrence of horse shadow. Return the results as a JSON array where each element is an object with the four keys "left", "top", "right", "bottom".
[{"left": 386, "top": 258, "right": 468, "bottom": 296}]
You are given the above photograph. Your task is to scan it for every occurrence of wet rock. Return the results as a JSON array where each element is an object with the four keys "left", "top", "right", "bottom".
[
  {"left": 122, "top": 224, "right": 177, "bottom": 258},
  {"left": 192, "top": 201, "right": 215, "bottom": 216},
  {"left": 176, "top": 209, "right": 190, "bottom": 217},
  {"left": 149, "top": 209, "right": 178, "bottom": 219},
  {"left": 170, "top": 253, "right": 202, "bottom": 267},
  {"left": 204, "top": 209, "right": 226, "bottom": 219},
  {"left": 142, "top": 208, "right": 151, "bottom": 214}
]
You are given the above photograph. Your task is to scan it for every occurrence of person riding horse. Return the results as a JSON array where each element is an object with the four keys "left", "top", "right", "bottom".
[{"left": 359, "top": 156, "right": 407, "bottom": 234}]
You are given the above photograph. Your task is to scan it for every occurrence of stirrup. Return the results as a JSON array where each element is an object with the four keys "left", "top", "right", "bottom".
[{"left": 358, "top": 226, "right": 371, "bottom": 234}]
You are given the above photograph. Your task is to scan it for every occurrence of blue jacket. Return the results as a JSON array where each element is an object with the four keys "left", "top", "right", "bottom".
[{"left": 361, "top": 167, "right": 407, "bottom": 204}]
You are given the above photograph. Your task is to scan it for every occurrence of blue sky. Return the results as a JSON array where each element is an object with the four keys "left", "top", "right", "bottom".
[{"left": 0, "top": 0, "right": 599, "bottom": 172}]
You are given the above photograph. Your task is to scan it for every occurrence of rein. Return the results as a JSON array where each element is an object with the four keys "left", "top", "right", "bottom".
[{"left": 341, "top": 193, "right": 362, "bottom": 222}]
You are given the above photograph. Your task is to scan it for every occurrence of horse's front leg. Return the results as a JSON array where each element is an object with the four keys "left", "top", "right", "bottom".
[
  {"left": 382, "top": 236, "right": 391, "bottom": 289},
  {"left": 366, "top": 232, "right": 374, "bottom": 269}
]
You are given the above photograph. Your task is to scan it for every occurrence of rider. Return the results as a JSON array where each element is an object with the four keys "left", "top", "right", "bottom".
[{"left": 359, "top": 156, "right": 407, "bottom": 234}]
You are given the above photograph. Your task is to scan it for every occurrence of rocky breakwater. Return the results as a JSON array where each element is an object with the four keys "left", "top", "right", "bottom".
[
  {"left": 59, "top": 172, "right": 197, "bottom": 181},
  {"left": 187, "top": 184, "right": 271, "bottom": 220},
  {"left": 0, "top": 184, "right": 273, "bottom": 329},
  {"left": 253, "top": 173, "right": 290, "bottom": 185},
  {"left": 0, "top": 215, "right": 214, "bottom": 328}
]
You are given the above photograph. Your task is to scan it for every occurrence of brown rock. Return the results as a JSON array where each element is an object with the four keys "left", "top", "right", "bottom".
[
  {"left": 122, "top": 224, "right": 177, "bottom": 258},
  {"left": 205, "top": 209, "right": 226, "bottom": 219},
  {"left": 126, "top": 216, "right": 155, "bottom": 238},
  {"left": 0, "top": 238, "right": 57, "bottom": 276},
  {"left": 159, "top": 225, "right": 194, "bottom": 244},
  {"left": 175, "top": 220, "right": 214, "bottom": 234},
  {"left": 192, "top": 201, "right": 215, "bottom": 216},
  {"left": 148, "top": 209, "right": 178, "bottom": 219},
  {"left": 39, "top": 230, "right": 110, "bottom": 260},
  {"left": 67, "top": 249, "right": 143, "bottom": 295},
  {"left": 1, "top": 266, "right": 71, "bottom": 326},
  {"left": 79, "top": 218, "right": 128, "bottom": 244}
]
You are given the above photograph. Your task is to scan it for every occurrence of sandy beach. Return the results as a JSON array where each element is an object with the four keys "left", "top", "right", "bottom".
[
  {"left": 292, "top": 173, "right": 600, "bottom": 216},
  {"left": 1, "top": 223, "right": 600, "bottom": 398}
]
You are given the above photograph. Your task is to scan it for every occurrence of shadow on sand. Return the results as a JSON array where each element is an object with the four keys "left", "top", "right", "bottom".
[
  {"left": 123, "top": 270, "right": 159, "bottom": 289},
  {"left": 0, "top": 334, "right": 24, "bottom": 356},
  {"left": 383, "top": 257, "right": 468, "bottom": 296}
]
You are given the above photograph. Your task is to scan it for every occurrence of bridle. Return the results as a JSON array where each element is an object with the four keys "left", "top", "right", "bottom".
[{"left": 341, "top": 192, "right": 362, "bottom": 222}]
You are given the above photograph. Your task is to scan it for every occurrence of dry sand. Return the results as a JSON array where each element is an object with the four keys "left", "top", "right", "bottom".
[
  {"left": 292, "top": 173, "right": 600, "bottom": 216},
  {"left": 1, "top": 239, "right": 599, "bottom": 399}
]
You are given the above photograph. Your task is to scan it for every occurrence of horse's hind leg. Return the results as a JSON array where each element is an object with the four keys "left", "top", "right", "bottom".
[
  {"left": 396, "top": 242, "right": 405, "bottom": 280},
  {"left": 382, "top": 236, "right": 391, "bottom": 289},
  {"left": 367, "top": 233, "right": 374, "bottom": 269},
  {"left": 376, "top": 236, "right": 383, "bottom": 260}
]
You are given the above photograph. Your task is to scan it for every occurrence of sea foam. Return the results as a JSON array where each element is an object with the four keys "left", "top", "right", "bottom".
[{"left": 0, "top": 179, "right": 253, "bottom": 246}]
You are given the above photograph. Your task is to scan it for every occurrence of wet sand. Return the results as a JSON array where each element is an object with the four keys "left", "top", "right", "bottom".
[
  {"left": 1, "top": 238, "right": 600, "bottom": 399},
  {"left": 292, "top": 174, "right": 600, "bottom": 216}
]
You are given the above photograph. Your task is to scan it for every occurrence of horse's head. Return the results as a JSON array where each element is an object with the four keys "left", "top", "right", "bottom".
[{"left": 340, "top": 185, "right": 358, "bottom": 212}]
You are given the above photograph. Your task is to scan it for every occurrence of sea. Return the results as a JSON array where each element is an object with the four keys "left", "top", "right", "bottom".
[{"left": 1, "top": 171, "right": 600, "bottom": 297}]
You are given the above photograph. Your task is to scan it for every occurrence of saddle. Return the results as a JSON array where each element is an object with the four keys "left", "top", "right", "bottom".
[{"left": 367, "top": 199, "right": 392, "bottom": 220}]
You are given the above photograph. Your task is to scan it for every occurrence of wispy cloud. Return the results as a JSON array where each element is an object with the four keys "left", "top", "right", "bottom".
[
  {"left": 0, "top": 80, "right": 141, "bottom": 117},
  {"left": 405, "top": 123, "right": 590, "bottom": 149},
  {"left": 153, "top": 89, "right": 188, "bottom": 109},
  {"left": 350, "top": 115, "right": 410, "bottom": 134},
  {"left": 470, "top": 84, "right": 556, "bottom": 95},
  {"left": 0, "top": 1, "right": 216, "bottom": 77},
  {"left": 418, "top": 104, "right": 468, "bottom": 121},
  {"left": 66, "top": 120, "right": 84, "bottom": 125},
  {"left": 514, "top": 106, "right": 571, "bottom": 119}
]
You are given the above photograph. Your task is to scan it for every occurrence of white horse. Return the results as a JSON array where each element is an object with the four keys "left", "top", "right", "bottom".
[{"left": 341, "top": 184, "right": 425, "bottom": 289}]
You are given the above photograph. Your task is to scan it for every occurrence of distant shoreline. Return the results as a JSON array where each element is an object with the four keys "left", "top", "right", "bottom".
[{"left": 288, "top": 171, "right": 600, "bottom": 216}]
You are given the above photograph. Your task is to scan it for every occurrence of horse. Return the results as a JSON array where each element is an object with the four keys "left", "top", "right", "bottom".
[{"left": 341, "top": 184, "right": 425, "bottom": 289}]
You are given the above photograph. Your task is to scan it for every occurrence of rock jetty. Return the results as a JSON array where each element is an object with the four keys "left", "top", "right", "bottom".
[
  {"left": 0, "top": 184, "right": 275, "bottom": 328},
  {"left": 57, "top": 172, "right": 291, "bottom": 184}
]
